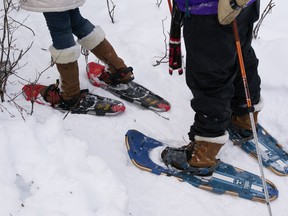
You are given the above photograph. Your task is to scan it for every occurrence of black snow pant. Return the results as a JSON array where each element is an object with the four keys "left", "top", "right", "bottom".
[{"left": 183, "top": 1, "right": 261, "bottom": 140}]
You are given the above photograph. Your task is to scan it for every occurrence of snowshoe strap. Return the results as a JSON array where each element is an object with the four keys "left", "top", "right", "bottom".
[
  {"left": 42, "top": 80, "right": 61, "bottom": 105},
  {"left": 180, "top": 160, "right": 221, "bottom": 176},
  {"left": 110, "top": 67, "right": 134, "bottom": 84},
  {"left": 229, "top": 124, "right": 254, "bottom": 146},
  {"left": 59, "top": 89, "right": 89, "bottom": 112},
  {"left": 232, "top": 135, "right": 254, "bottom": 146},
  {"left": 162, "top": 147, "right": 191, "bottom": 169}
]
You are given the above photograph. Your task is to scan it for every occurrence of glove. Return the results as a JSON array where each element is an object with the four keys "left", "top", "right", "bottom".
[
  {"left": 169, "top": 2, "right": 183, "bottom": 75},
  {"left": 218, "top": 0, "right": 250, "bottom": 25},
  {"left": 169, "top": 37, "right": 183, "bottom": 75}
]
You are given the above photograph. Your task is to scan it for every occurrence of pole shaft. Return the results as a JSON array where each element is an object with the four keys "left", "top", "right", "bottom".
[
  {"left": 232, "top": 20, "right": 272, "bottom": 216},
  {"left": 167, "top": 0, "right": 173, "bottom": 14}
]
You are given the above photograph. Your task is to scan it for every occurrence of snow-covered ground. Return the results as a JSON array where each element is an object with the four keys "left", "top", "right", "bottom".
[{"left": 1, "top": 0, "right": 287, "bottom": 215}]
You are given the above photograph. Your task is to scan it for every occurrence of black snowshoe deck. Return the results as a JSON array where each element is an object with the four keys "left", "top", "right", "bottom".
[
  {"left": 87, "top": 62, "right": 171, "bottom": 112},
  {"left": 22, "top": 84, "right": 125, "bottom": 116}
]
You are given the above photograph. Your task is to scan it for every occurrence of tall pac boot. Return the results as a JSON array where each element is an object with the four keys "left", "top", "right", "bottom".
[
  {"left": 161, "top": 133, "right": 228, "bottom": 175},
  {"left": 40, "top": 45, "right": 81, "bottom": 107},
  {"left": 78, "top": 26, "right": 134, "bottom": 85},
  {"left": 56, "top": 61, "right": 80, "bottom": 100},
  {"left": 90, "top": 39, "right": 134, "bottom": 85}
]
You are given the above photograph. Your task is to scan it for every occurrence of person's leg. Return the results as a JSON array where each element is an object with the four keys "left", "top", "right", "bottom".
[
  {"left": 184, "top": 14, "right": 236, "bottom": 140},
  {"left": 43, "top": 11, "right": 80, "bottom": 102},
  {"left": 231, "top": 0, "right": 262, "bottom": 132},
  {"left": 173, "top": 13, "right": 239, "bottom": 169},
  {"left": 69, "top": 8, "right": 95, "bottom": 40},
  {"left": 69, "top": 8, "right": 134, "bottom": 85},
  {"left": 162, "top": 1, "right": 261, "bottom": 172}
]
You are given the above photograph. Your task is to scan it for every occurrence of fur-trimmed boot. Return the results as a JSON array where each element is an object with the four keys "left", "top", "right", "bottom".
[
  {"left": 78, "top": 26, "right": 134, "bottom": 85},
  {"left": 161, "top": 133, "right": 228, "bottom": 176},
  {"left": 40, "top": 45, "right": 81, "bottom": 108},
  {"left": 232, "top": 112, "right": 258, "bottom": 130}
]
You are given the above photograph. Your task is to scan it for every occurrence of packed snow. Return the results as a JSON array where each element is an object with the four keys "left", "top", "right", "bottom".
[{"left": 1, "top": 0, "right": 287, "bottom": 215}]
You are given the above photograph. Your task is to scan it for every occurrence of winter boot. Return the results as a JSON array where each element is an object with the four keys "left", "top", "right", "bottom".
[
  {"left": 161, "top": 133, "right": 227, "bottom": 176},
  {"left": 40, "top": 61, "right": 81, "bottom": 106},
  {"left": 56, "top": 61, "right": 80, "bottom": 100},
  {"left": 231, "top": 112, "right": 258, "bottom": 138},
  {"left": 230, "top": 99, "right": 264, "bottom": 138},
  {"left": 77, "top": 26, "right": 134, "bottom": 85},
  {"left": 43, "top": 45, "right": 82, "bottom": 107},
  {"left": 40, "top": 80, "right": 84, "bottom": 110},
  {"left": 90, "top": 39, "right": 134, "bottom": 85},
  {"left": 187, "top": 141, "right": 224, "bottom": 168},
  {"left": 229, "top": 112, "right": 258, "bottom": 145},
  {"left": 232, "top": 111, "right": 258, "bottom": 130}
]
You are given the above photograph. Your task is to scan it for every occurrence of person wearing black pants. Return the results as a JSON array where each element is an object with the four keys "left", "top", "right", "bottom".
[{"left": 162, "top": 0, "right": 262, "bottom": 175}]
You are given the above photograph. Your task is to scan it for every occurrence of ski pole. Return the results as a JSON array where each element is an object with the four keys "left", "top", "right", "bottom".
[
  {"left": 232, "top": 19, "right": 272, "bottom": 216},
  {"left": 167, "top": 0, "right": 173, "bottom": 14}
]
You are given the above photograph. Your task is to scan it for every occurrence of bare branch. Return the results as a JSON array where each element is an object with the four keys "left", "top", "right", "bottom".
[
  {"left": 253, "top": 0, "right": 275, "bottom": 39},
  {"left": 156, "top": 0, "right": 163, "bottom": 7},
  {"left": 24, "top": 62, "right": 54, "bottom": 116},
  {"left": 153, "top": 17, "right": 169, "bottom": 67},
  {"left": 106, "top": 0, "right": 116, "bottom": 23},
  {"left": 5, "top": 92, "right": 27, "bottom": 121},
  {"left": 0, "top": 0, "right": 34, "bottom": 118}
]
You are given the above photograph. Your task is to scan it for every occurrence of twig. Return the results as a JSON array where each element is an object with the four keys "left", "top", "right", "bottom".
[
  {"left": 253, "top": 0, "right": 275, "bottom": 39},
  {"left": 153, "top": 110, "right": 170, "bottom": 120},
  {"left": 153, "top": 17, "right": 169, "bottom": 66},
  {"left": 156, "top": 0, "right": 163, "bottom": 7},
  {"left": 106, "top": 0, "right": 116, "bottom": 23},
  {"left": 1, "top": 0, "right": 34, "bottom": 104},
  {"left": 5, "top": 92, "right": 26, "bottom": 121}
]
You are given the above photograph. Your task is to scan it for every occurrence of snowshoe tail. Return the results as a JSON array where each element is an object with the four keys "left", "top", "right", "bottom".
[{"left": 228, "top": 124, "right": 288, "bottom": 176}]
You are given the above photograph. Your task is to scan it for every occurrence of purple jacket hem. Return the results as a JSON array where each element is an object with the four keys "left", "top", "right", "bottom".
[{"left": 176, "top": 0, "right": 256, "bottom": 15}]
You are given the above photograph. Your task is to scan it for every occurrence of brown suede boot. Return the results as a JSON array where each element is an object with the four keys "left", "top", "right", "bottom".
[
  {"left": 56, "top": 61, "right": 80, "bottom": 100},
  {"left": 232, "top": 112, "right": 259, "bottom": 131},
  {"left": 40, "top": 61, "right": 81, "bottom": 106},
  {"left": 90, "top": 39, "right": 134, "bottom": 85},
  {"left": 188, "top": 141, "right": 224, "bottom": 168},
  {"left": 161, "top": 138, "right": 225, "bottom": 175}
]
